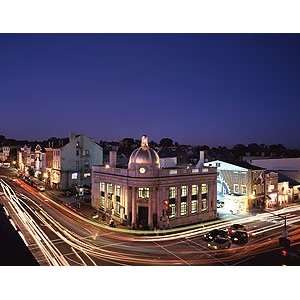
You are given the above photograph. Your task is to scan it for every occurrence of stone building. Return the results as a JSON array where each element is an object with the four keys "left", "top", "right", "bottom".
[{"left": 91, "top": 135, "right": 217, "bottom": 230}]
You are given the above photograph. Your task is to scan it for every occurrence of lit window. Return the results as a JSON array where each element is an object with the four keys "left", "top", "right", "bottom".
[
  {"left": 201, "top": 183, "right": 208, "bottom": 194},
  {"left": 138, "top": 187, "right": 150, "bottom": 199},
  {"left": 107, "top": 183, "right": 113, "bottom": 194},
  {"left": 100, "top": 183, "right": 105, "bottom": 208},
  {"left": 180, "top": 201, "right": 187, "bottom": 216},
  {"left": 100, "top": 192, "right": 105, "bottom": 208},
  {"left": 169, "top": 187, "right": 176, "bottom": 199},
  {"left": 100, "top": 182, "right": 105, "bottom": 191},
  {"left": 241, "top": 185, "right": 247, "bottom": 194},
  {"left": 191, "top": 200, "right": 198, "bottom": 213},
  {"left": 234, "top": 184, "right": 239, "bottom": 194},
  {"left": 115, "top": 185, "right": 121, "bottom": 214},
  {"left": 115, "top": 185, "right": 121, "bottom": 197},
  {"left": 202, "top": 198, "right": 208, "bottom": 211},
  {"left": 169, "top": 203, "right": 176, "bottom": 218},
  {"left": 192, "top": 185, "right": 198, "bottom": 200},
  {"left": 181, "top": 185, "right": 187, "bottom": 197},
  {"left": 192, "top": 185, "right": 198, "bottom": 195},
  {"left": 71, "top": 172, "right": 78, "bottom": 180}
]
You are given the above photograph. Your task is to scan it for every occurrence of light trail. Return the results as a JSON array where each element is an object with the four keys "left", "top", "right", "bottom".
[{"left": 3, "top": 177, "right": 300, "bottom": 266}]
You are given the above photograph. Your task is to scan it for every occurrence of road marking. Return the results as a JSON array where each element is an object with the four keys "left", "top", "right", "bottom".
[
  {"left": 153, "top": 241, "right": 190, "bottom": 265},
  {"left": 184, "top": 237, "right": 227, "bottom": 266},
  {"left": 71, "top": 247, "right": 87, "bottom": 266}
]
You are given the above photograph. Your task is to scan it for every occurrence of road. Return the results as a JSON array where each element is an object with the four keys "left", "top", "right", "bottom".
[{"left": 1, "top": 168, "right": 300, "bottom": 266}]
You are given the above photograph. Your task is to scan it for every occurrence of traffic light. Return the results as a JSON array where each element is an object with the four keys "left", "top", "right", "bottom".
[
  {"left": 163, "top": 200, "right": 169, "bottom": 210},
  {"left": 279, "top": 237, "right": 291, "bottom": 259}
]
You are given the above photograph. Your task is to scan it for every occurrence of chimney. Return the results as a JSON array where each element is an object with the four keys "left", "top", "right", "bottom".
[
  {"left": 70, "top": 132, "right": 76, "bottom": 142},
  {"left": 109, "top": 147, "right": 118, "bottom": 168},
  {"left": 199, "top": 150, "right": 205, "bottom": 165}
]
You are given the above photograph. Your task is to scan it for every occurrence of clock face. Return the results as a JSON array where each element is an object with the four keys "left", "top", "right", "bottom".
[{"left": 139, "top": 167, "right": 146, "bottom": 174}]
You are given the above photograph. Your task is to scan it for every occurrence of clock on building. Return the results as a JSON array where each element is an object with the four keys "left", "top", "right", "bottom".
[{"left": 139, "top": 167, "right": 146, "bottom": 174}]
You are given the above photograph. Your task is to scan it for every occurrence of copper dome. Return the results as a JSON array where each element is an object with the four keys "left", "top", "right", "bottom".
[{"left": 128, "top": 135, "right": 160, "bottom": 169}]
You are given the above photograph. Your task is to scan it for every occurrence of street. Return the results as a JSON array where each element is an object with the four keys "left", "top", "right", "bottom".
[{"left": 1, "top": 168, "right": 300, "bottom": 266}]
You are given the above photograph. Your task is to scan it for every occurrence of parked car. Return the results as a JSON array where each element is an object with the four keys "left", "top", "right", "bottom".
[
  {"left": 203, "top": 229, "right": 228, "bottom": 242},
  {"left": 230, "top": 230, "right": 249, "bottom": 244},
  {"left": 208, "top": 237, "right": 231, "bottom": 250},
  {"left": 217, "top": 200, "right": 224, "bottom": 208},
  {"left": 227, "top": 224, "right": 247, "bottom": 236}
]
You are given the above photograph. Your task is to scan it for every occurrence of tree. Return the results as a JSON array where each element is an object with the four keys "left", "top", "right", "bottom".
[
  {"left": 232, "top": 144, "right": 247, "bottom": 159},
  {"left": 159, "top": 138, "right": 173, "bottom": 148},
  {"left": 247, "top": 143, "right": 261, "bottom": 155}
]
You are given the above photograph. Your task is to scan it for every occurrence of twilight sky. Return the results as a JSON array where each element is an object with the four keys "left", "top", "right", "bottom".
[{"left": 0, "top": 34, "right": 299, "bottom": 147}]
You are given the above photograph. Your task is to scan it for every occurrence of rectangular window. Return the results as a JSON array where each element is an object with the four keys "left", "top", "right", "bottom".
[
  {"left": 241, "top": 185, "right": 247, "bottom": 195},
  {"left": 192, "top": 185, "right": 198, "bottom": 200},
  {"left": 107, "top": 183, "right": 113, "bottom": 194},
  {"left": 100, "top": 191, "right": 105, "bottom": 208},
  {"left": 191, "top": 200, "right": 198, "bottom": 213},
  {"left": 115, "top": 185, "right": 121, "bottom": 197},
  {"left": 115, "top": 185, "right": 121, "bottom": 214},
  {"left": 234, "top": 184, "right": 239, "bottom": 194},
  {"left": 180, "top": 201, "right": 187, "bottom": 216},
  {"left": 169, "top": 203, "right": 176, "bottom": 218},
  {"left": 100, "top": 182, "right": 105, "bottom": 191},
  {"left": 202, "top": 198, "right": 208, "bottom": 211},
  {"left": 169, "top": 187, "right": 176, "bottom": 199},
  {"left": 138, "top": 187, "right": 150, "bottom": 199},
  {"left": 71, "top": 172, "right": 78, "bottom": 180},
  {"left": 181, "top": 185, "right": 187, "bottom": 197},
  {"left": 201, "top": 183, "right": 208, "bottom": 194}
]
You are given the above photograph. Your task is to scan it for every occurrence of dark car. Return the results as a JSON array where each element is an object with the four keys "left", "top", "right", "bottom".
[
  {"left": 203, "top": 229, "right": 228, "bottom": 242},
  {"left": 217, "top": 200, "right": 224, "bottom": 208},
  {"left": 227, "top": 224, "right": 247, "bottom": 236},
  {"left": 208, "top": 237, "right": 231, "bottom": 250},
  {"left": 230, "top": 230, "right": 249, "bottom": 244}
]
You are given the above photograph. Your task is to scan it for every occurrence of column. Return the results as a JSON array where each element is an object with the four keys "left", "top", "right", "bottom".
[
  {"left": 127, "top": 186, "right": 132, "bottom": 226},
  {"left": 176, "top": 185, "right": 181, "bottom": 218},
  {"left": 132, "top": 187, "right": 136, "bottom": 227},
  {"left": 209, "top": 181, "right": 217, "bottom": 214},
  {"left": 187, "top": 184, "right": 192, "bottom": 216},
  {"left": 148, "top": 187, "right": 154, "bottom": 229}
]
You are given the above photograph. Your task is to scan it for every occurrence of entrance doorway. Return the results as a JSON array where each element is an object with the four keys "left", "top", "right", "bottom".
[{"left": 137, "top": 206, "right": 148, "bottom": 229}]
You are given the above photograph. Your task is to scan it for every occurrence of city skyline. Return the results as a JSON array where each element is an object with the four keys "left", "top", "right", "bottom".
[{"left": 1, "top": 34, "right": 300, "bottom": 147}]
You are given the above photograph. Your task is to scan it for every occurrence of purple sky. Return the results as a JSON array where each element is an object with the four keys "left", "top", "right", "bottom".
[{"left": 0, "top": 34, "right": 300, "bottom": 147}]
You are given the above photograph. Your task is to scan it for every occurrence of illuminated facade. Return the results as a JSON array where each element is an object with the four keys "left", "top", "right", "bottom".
[
  {"left": 17, "top": 145, "right": 45, "bottom": 177},
  {"left": 0, "top": 146, "right": 10, "bottom": 162},
  {"left": 91, "top": 135, "right": 217, "bottom": 230},
  {"left": 203, "top": 160, "right": 279, "bottom": 212}
]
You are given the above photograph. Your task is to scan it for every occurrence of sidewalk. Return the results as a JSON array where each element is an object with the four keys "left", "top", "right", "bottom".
[
  {"left": 43, "top": 189, "right": 247, "bottom": 236},
  {"left": 42, "top": 188, "right": 300, "bottom": 236},
  {"left": 45, "top": 189, "right": 129, "bottom": 230}
]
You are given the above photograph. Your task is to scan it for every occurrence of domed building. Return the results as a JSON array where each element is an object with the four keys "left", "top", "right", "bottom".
[{"left": 92, "top": 135, "right": 217, "bottom": 230}]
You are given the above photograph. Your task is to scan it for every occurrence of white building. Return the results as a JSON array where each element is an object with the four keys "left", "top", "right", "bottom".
[{"left": 50, "top": 134, "right": 103, "bottom": 190}]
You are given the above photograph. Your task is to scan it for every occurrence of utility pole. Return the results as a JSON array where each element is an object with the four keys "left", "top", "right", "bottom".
[{"left": 267, "top": 210, "right": 290, "bottom": 263}]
